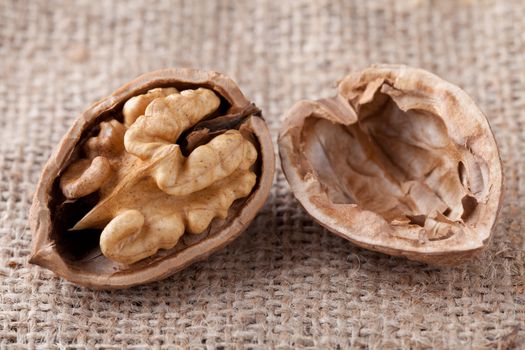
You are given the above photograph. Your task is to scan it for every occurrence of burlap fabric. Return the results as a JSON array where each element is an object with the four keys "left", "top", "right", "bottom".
[{"left": 1, "top": 0, "right": 524, "bottom": 348}]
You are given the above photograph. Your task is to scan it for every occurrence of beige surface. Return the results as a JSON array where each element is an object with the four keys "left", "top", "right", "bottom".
[{"left": 1, "top": 0, "right": 524, "bottom": 348}]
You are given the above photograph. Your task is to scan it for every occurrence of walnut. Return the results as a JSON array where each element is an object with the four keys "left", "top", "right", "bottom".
[
  {"left": 29, "top": 69, "right": 275, "bottom": 288},
  {"left": 279, "top": 65, "right": 503, "bottom": 265}
]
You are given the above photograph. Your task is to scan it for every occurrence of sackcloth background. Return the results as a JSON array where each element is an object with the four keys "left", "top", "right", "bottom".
[{"left": 1, "top": 0, "right": 524, "bottom": 348}]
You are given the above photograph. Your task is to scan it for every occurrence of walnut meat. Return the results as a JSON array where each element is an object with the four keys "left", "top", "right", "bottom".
[
  {"left": 29, "top": 69, "right": 274, "bottom": 288},
  {"left": 279, "top": 65, "right": 503, "bottom": 265}
]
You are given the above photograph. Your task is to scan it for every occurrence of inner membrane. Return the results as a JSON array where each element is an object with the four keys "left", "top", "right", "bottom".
[{"left": 302, "top": 91, "right": 488, "bottom": 241}]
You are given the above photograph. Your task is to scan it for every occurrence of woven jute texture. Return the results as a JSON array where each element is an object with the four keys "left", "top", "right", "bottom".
[{"left": 1, "top": 0, "right": 524, "bottom": 348}]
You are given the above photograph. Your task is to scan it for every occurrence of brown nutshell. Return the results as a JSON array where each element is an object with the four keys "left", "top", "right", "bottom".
[
  {"left": 278, "top": 65, "right": 503, "bottom": 265},
  {"left": 29, "top": 68, "right": 275, "bottom": 289}
]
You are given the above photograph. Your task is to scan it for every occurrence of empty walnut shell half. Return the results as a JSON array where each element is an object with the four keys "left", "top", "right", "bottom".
[
  {"left": 29, "top": 68, "right": 275, "bottom": 289},
  {"left": 279, "top": 65, "right": 503, "bottom": 265}
]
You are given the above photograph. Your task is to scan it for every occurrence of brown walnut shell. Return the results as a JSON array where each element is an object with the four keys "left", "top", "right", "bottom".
[
  {"left": 29, "top": 68, "right": 275, "bottom": 289},
  {"left": 279, "top": 65, "right": 503, "bottom": 266}
]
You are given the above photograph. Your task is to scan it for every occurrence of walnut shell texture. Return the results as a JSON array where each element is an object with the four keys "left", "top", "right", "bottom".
[
  {"left": 279, "top": 65, "right": 503, "bottom": 266},
  {"left": 29, "top": 69, "right": 275, "bottom": 289}
]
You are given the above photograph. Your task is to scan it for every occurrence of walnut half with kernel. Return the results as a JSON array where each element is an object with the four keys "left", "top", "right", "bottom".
[
  {"left": 279, "top": 65, "right": 503, "bottom": 265},
  {"left": 29, "top": 69, "right": 275, "bottom": 289}
]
